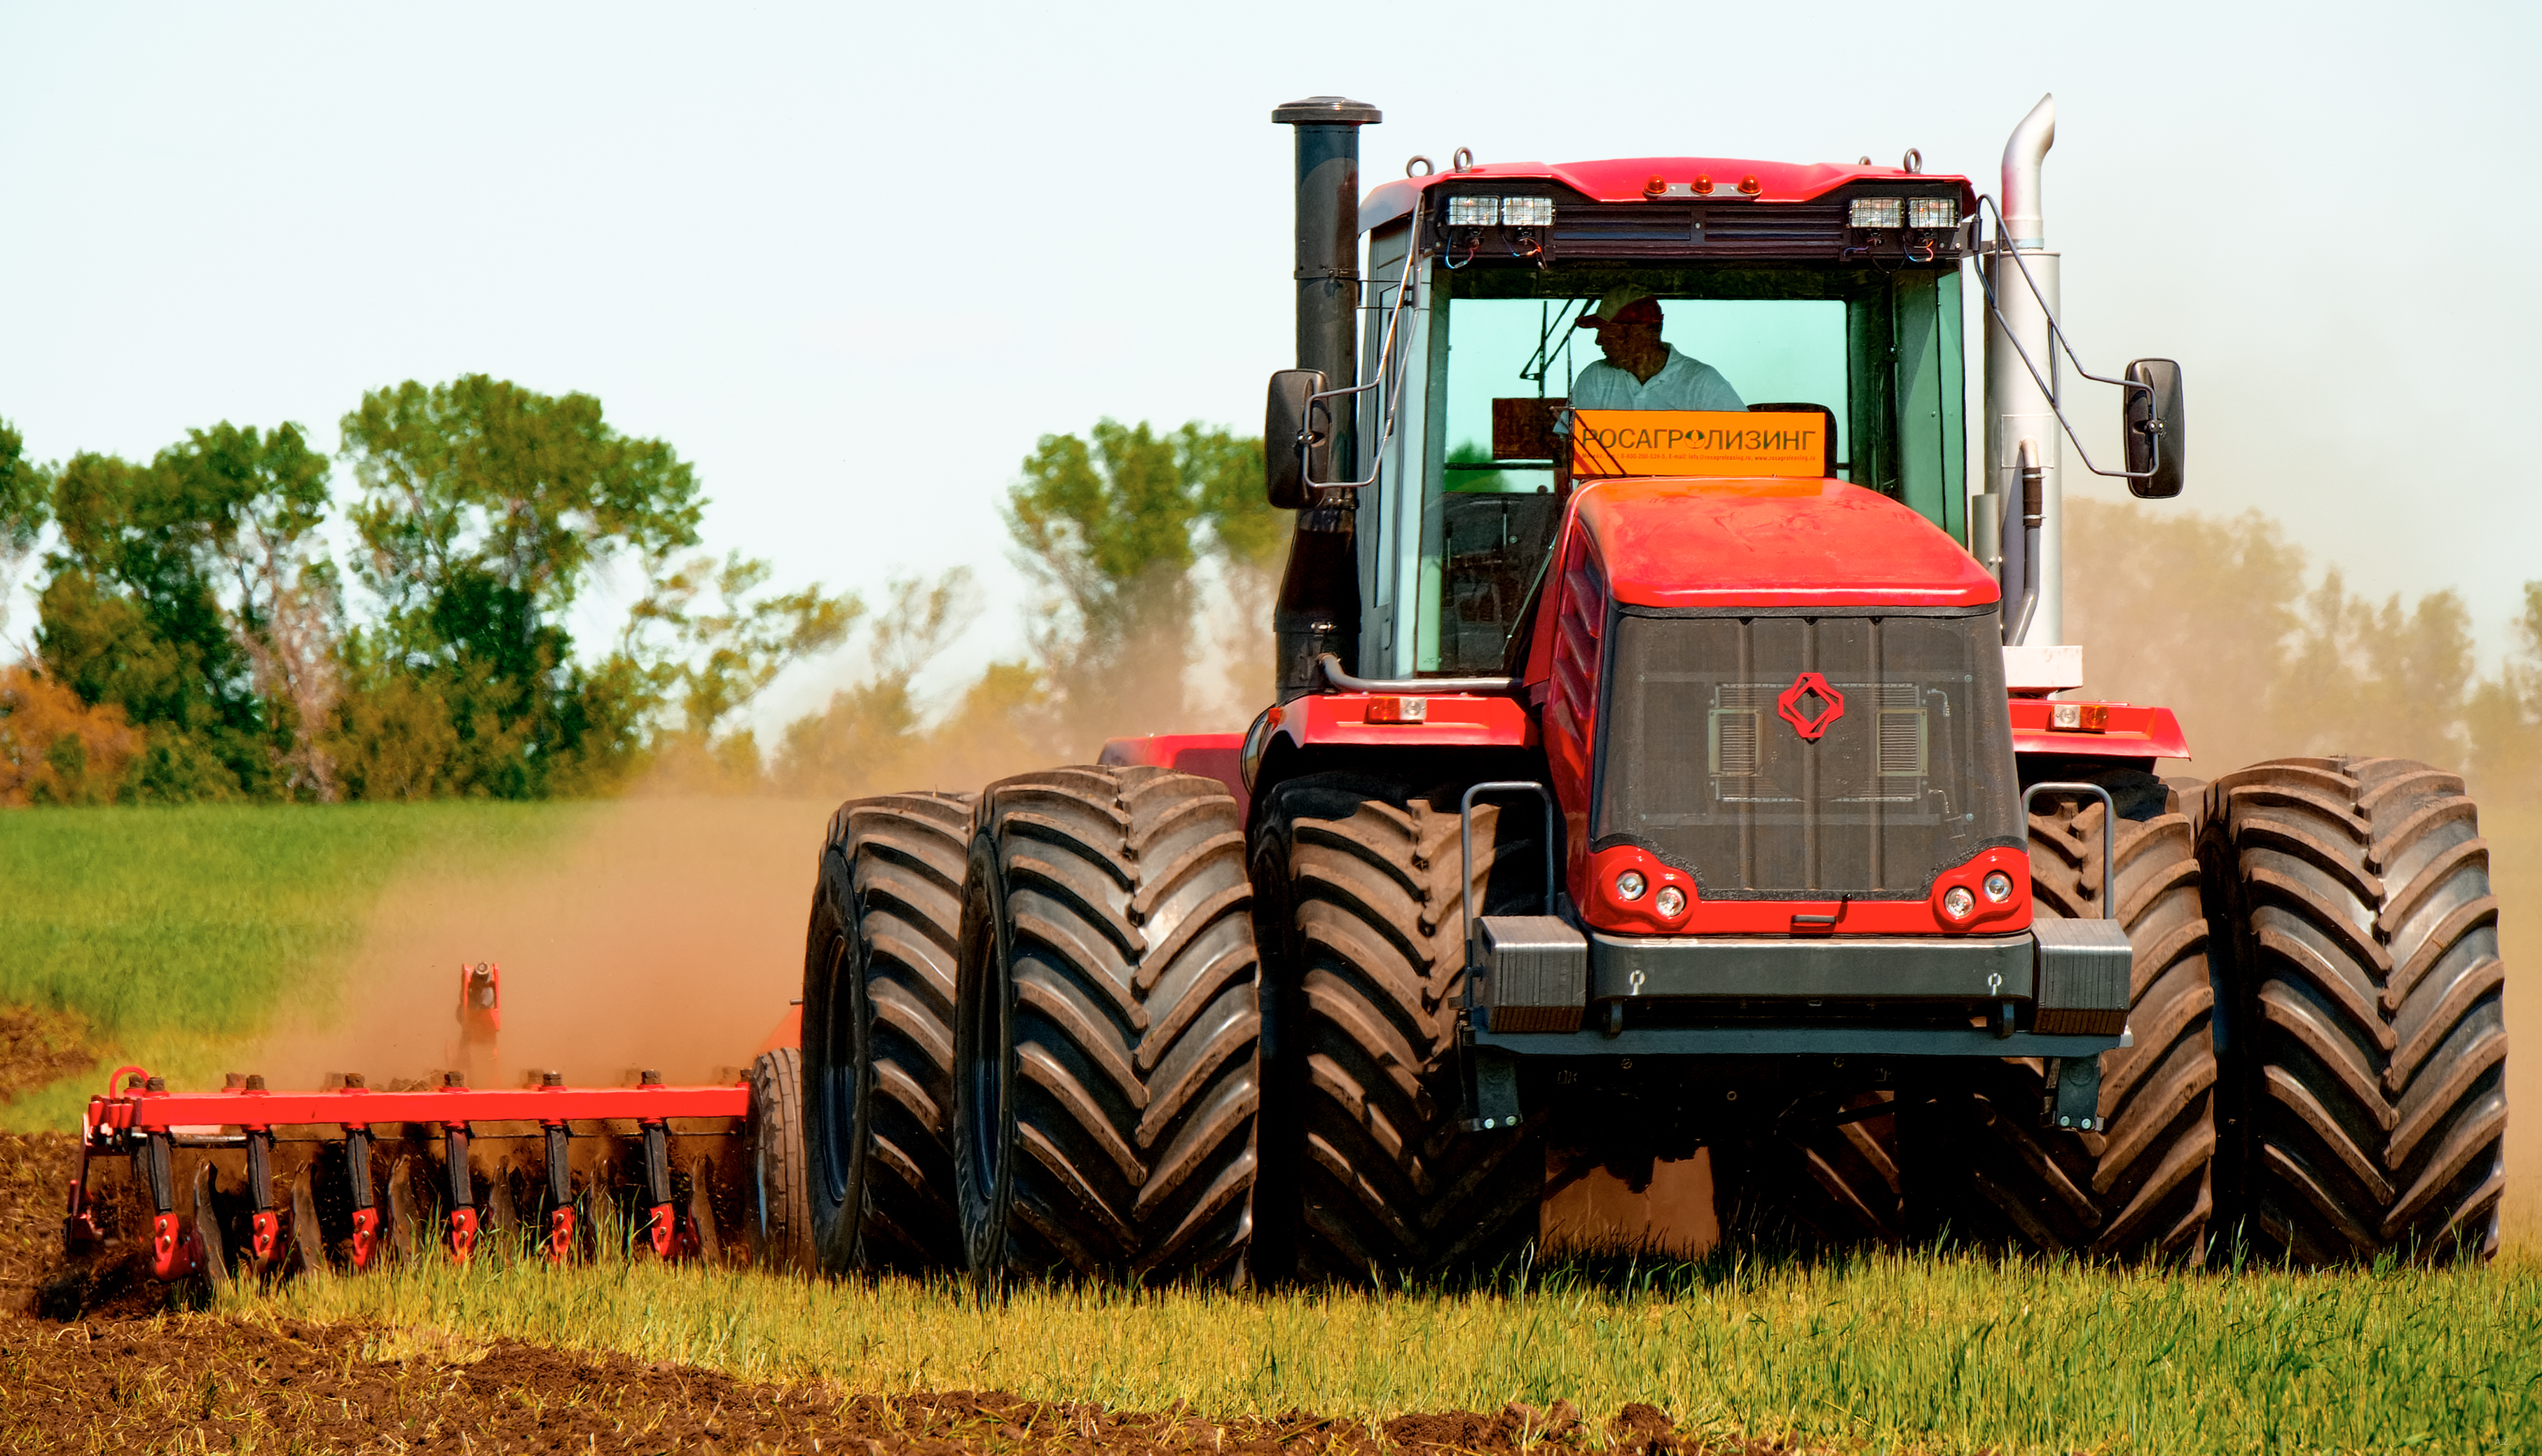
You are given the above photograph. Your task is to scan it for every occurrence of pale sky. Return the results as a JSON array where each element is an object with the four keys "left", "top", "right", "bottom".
[{"left": 4, "top": 1, "right": 2534, "bottom": 735}]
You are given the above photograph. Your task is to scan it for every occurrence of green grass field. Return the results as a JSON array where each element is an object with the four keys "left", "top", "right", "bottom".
[
  {"left": 258, "top": 1242, "right": 2542, "bottom": 1452},
  {"left": 0, "top": 802, "right": 591, "bottom": 1132}
]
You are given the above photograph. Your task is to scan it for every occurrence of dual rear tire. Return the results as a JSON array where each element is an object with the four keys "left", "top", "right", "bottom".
[
  {"left": 800, "top": 792, "right": 972, "bottom": 1274},
  {"left": 951, "top": 767, "right": 1261, "bottom": 1282},
  {"left": 2202, "top": 757, "right": 2506, "bottom": 1263}
]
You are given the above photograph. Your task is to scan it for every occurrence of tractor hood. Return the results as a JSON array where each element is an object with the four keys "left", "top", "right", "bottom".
[{"left": 1570, "top": 478, "right": 1999, "bottom": 610}]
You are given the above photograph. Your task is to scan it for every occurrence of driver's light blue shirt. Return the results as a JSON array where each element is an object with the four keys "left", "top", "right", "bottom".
[{"left": 1570, "top": 345, "right": 1745, "bottom": 413}]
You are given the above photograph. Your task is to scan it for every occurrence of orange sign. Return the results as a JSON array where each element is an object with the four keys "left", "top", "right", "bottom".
[{"left": 1569, "top": 409, "right": 1828, "bottom": 479}]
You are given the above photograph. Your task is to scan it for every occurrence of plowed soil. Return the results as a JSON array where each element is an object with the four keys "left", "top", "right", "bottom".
[
  {"left": 0, "top": 1005, "right": 92, "bottom": 1101},
  {"left": 1, "top": 1132, "right": 1740, "bottom": 1455}
]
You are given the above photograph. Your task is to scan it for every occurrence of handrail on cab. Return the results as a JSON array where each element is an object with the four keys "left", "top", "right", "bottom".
[{"left": 1312, "top": 652, "right": 1516, "bottom": 696}]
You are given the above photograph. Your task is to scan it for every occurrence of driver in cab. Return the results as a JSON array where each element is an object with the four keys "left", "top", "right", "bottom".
[{"left": 1569, "top": 287, "right": 1744, "bottom": 411}]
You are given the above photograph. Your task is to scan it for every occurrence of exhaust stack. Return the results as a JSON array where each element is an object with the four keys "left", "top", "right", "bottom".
[
  {"left": 1983, "top": 93, "right": 2065, "bottom": 653},
  {"left": 1270, "top": 96, "right": 1379, "bottom": 701}
]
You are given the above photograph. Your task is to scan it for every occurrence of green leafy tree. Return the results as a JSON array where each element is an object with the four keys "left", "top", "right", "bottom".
[
  {"left": 775, "top": 567, "right": 980, "bottom": 798},
  {"left": 629, "top": 551, "right": 862, "bottom": 741},
  {"left": 37, "top": 423, "right": 333, "bottom": 799},
  {"left": 339, "top": 376, "right": 705, "bottom": 795},
  {"left": 0, "top": 418, "right": 50, "bottom": 648},
  {"left": 606, "top": 549, "right": 860, "bottom": 789},
  {"left": 1005, "top": 419, "right": 1268, "bottom": 744}
]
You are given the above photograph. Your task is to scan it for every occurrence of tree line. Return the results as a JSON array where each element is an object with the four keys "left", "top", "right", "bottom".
[
  {"left": 0, "top": 383, "right": 1276, "bottom": 806},
  {"left": 2067, "top": 498, "right": 2539, "bottom": 796}
]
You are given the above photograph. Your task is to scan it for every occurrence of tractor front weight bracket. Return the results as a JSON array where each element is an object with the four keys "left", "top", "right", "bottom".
[
  {"left": 2045, "top": 1055, "right": 2104, "bottom": 1132},
  {"left": 1458, "top": 1031, "right": 1525, "bottom": 1132}
]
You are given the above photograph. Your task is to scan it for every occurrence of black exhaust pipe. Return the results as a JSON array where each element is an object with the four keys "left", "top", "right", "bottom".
[{"left": 1271, "top": 95, "right": 1378, "bottom": 701}]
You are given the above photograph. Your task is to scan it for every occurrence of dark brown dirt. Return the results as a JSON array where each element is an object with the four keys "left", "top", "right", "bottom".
[
  {"left": 1, "top": 1133, "right": 78, "bottom": 1309},
  {"left": 0, "top": 1131, "right": 1760, "bottom": 1453},
  {"left": 0, "top": 1317, "right": 1754, "bottom": 1455},
  {"left": 0, "top": 1005, "right": 95, "bottom": 1101}
]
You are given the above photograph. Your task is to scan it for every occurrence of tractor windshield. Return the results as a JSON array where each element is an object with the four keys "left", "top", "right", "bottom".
[{"left": 1386, "top": 259, "right": 1965, "bottom": 676}]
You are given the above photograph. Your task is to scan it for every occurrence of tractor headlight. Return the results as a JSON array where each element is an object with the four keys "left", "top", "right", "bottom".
[
  {"left": 1445, "top": 195, "right": 1499, "bottom": 226},
  {"left": 1616, "top": 869, "right": 1648, "bottom": 902},
  {"left": 1849, "top": 197, "right": 1902, "bottom": 228},
  {"left": 1942, "top": 886, "right": 1975, "bottom": 919},
  {"left": 1907, "top": 197, "right": 1959, "bottom": 230},
  {"left": 1499, "top": 196, "right": 1553, "bottom": 227},
  {"left": 1982, "top": 870, "right": 2014, "bottom": 904}
]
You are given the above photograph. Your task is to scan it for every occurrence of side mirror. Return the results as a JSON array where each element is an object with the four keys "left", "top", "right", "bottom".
[
  {"left": 1264, "top": 369, "right": 1331, "bottom": 509},
  {"left": 2122, "top": 359, "right": 2185, "bottom": 499}
]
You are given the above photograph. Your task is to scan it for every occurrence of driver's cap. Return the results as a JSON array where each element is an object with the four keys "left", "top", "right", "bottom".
[{"left": 1577, "top": 287, "right": 1662, "bottom": 329}]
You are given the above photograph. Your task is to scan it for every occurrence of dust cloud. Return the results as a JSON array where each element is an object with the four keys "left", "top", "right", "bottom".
[{"left": 243, "top": 798, "right": 835, "bottom": 1090}]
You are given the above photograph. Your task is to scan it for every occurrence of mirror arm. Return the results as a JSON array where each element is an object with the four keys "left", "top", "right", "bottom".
[{"left": 1972, "top": 194, "right": 2164, "bottom": 483}]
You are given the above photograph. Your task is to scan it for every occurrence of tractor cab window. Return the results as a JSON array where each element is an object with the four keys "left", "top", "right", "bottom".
[{"left": 1394, "top": 260, "right": 1964, "bottom": 677}]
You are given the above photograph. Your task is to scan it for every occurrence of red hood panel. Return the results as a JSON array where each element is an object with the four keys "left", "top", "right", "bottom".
[{"left": 1572, "top": 478, "right": 2000, "bottom": 610}]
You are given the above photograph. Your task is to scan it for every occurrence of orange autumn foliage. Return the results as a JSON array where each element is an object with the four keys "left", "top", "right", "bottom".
[{"left": 0, "top": 665, "right": 144, "bottom": 806}]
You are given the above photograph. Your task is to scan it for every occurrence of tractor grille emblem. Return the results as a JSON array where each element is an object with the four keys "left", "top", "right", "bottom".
[{"left": 1776, "top": 672, "right": 1845, "bottom": 741}]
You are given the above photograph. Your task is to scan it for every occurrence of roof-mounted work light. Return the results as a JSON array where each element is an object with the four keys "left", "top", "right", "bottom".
[
  {"left": 1906, "top": 197, "right": 1959, "bottom": 230},
  {"left": 1848, "top": 197, "right": 1902, "bottom": 228}
]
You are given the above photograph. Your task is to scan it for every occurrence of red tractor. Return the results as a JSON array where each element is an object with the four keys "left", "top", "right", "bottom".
[{"left": 768, "top": 95, "right": 2508, "bottom": 1279}]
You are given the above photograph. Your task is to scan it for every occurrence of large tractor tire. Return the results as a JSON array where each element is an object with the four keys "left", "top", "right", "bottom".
[
  {"left": 952, "top": 767, "right": 1260, "bottom": 1282},
  {"left": 802, "top": 792, "right": 973, "bottom": 1274},
  {"left": 2201, "top": 757, "right": 2506, "bottom": 1263},
  {"left": 1905, "top": 784, "right": 2221, "bottom": 1261},
  {"left": 747, "top": 1047, "right": 814, "bottom": 1271},
  {"left": 1246, "top": 774, "right": 1547, "bottom": 1282}
]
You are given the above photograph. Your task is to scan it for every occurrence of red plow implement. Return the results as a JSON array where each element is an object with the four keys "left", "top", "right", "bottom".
[{"left": 61, "top": 963, "right": 767, "bottom": 1292}]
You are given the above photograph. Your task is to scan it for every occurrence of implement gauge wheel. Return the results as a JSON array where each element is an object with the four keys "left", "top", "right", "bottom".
[
  {"left": 747, "top": 1048, "right": 813, "bottom": 1271},
  {"left": 802, "top": 792, "right": 973, "bottom": 1274},
  {"left": 2201, "top": 757, "right": 2506, "bottom": 1263},
  {"left": 1245, "top": 773, "right": 1546, "bottom": 1282},
  {"left": 1905, "top": 779, "right": 2222, "bottom": 1261},
  {"left": 951, "top": 767, "right": 1260, "bottom": 1282}
]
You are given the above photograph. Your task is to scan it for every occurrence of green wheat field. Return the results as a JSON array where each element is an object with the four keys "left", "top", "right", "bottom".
[{"left": 3, "top": 797, "right": 2537, "bottom": 1450}]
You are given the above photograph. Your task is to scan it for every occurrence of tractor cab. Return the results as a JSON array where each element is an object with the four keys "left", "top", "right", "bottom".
[{"left": 1350, "top": 161, "right": 1977, "bottom": 680}]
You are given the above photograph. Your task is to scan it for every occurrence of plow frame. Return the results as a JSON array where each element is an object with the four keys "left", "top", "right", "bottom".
[{"left": 67, "top": 1070, "right": 755, "bottom": 1284}]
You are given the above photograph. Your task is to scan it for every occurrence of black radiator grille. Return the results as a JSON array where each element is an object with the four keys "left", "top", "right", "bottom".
[{"left": 1593, "top": 608, "right": 2021, "bottom": 898}]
